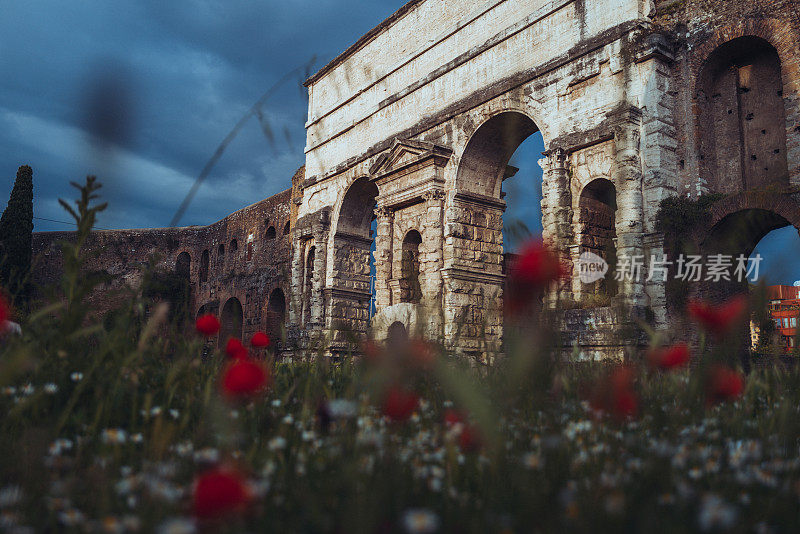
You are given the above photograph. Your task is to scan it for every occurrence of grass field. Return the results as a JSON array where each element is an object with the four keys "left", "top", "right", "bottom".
[{"left": 1, "top": 179, "right": 798, "bottom": 533}]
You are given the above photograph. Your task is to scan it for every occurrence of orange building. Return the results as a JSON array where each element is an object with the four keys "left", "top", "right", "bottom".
[{"left": 767, "top": 285, "right": 800, "bottom": 353}]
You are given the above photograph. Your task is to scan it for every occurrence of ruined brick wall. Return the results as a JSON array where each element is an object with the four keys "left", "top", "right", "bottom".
[
  {"left": 651, "top": 0, "right": 800, "bottom": 195},
  {"left": 32, "top": 172, "right": 302, "bottom": 349}
]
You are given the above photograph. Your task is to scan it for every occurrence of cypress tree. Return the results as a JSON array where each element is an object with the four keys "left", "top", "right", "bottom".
[{"left": 0, "top": 165, "right": 34, "bottom": 303}]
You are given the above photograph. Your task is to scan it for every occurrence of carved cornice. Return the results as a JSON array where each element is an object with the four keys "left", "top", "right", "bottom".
[
  {"left": 323, "top": 286, "right": 372, "bottom": 301},
  {"left": 452, "top": 190, "right": 506, "bottom": 211},
  {"left": 442, "top": 267, "right": 505, "bottom": 285}
]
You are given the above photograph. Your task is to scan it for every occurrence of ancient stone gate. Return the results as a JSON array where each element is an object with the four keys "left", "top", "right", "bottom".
[{"left": 288, "top": 0, "right": 800, "bottom": 360}]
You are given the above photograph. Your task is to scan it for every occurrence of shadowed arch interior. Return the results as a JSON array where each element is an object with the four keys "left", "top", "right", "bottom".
[
  {"left": 337, "top": 177, "right": 379, "bottom": 238},
  {"left": 697, "top": 36, "right": 788, "bottom": 192},
  {"left": 266, "top": 288, "right": 286, "bottom": 343},
  {"left": 579, "top": 179, "right": 618, "bottom": 297},
  {"left": 401, "top": 230, "right": 422, "bottom": 304},
  {"left": 219, "top": 297, "right": 243, "bottom": 347}
]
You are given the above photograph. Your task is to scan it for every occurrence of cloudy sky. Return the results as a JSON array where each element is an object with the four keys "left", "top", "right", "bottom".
[{"left": 1, "top": 0, "right": 797, "bottom": 284}]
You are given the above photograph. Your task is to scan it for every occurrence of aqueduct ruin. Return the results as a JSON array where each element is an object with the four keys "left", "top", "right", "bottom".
[
  {"left": 288, "top": 0, "right": 800, "bottom": 360},
  {"left": 31, "top": 0, "right": 800, "bottom": 361}
]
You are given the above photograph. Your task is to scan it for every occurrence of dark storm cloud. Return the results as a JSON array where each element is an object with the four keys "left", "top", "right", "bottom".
[
  {"left": 1, "top": 0, "right": 797, "bottom": 283},
  {"left": 0, "top": 0, "right": 406, "bottom": 230}
]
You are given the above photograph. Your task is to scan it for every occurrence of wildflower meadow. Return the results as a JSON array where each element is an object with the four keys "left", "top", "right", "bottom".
[{"left": 1, "top": 179, "right": 799, "bottom": 533}]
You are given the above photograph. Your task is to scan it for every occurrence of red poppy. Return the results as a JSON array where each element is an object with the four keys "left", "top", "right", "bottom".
[
  {"left": 0, "top": 295, "right": 9, "bottom": 324},
  {"left": 196, "top": 314, "right": 220, "bottom": 336},
  {"left": 590, "top": 366, "right": 638, "bottom": 420},
  {"left": 506, "top": 239, "right": 568, "bottom": 313},
  {"left": 381, "top": 386, "right": 419, "bottom": 422},
  {"left": 193, "top": 467, "right": 250, "bottom": 519},
  {"left": 443, "top": 409, "right": 464, "bottom": 426},
  {"left": 647, "top": 343, "right": 691, "bottom": 370},
  {"left": 687, "top": 295, "right": 748, "bottom": 338},
  {"left": 221, "top": 359, "right": 270, "bottom": 398},
  {"left": 225, "top": 338, "right": 248, "bottom": 360},
  {"left": 458, "top": 423, "right": 483, "bottom": 452},
  {"left": 250, "top": 331, "right": 270, "bottom": 348},
  {"left": 706, "top": 364, "right": 744, "bottom": 405}
]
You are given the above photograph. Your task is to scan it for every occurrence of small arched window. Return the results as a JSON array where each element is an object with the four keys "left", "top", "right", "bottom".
[
  {"left": 283, "top": 221, "right": 290, "bottom": 236},
  {"left": 265, "top": 226, "right": 276, "bottom": 240},
  {"left": 230, "top": 239, "right": 238, "bottom": 253},
  {"left": 218, "top": 243, "right": 225, "bottom": 257},
  {"left": 401, "top": 230, "right": 422, "bottom": 304}
]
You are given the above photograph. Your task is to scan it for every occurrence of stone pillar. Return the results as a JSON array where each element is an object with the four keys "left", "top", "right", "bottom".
[
  {"left": 421, "top": 189, "right": 445, "bottom": 302},
  {"left": 540, "top": 147, "right": 574, "bottom": 306},
  {"left": 288, "top": 234, "right": 304, "bottom": 328},
  {"left": 373, "top": 205, "right": 393, "bottom": 311},
  {"left": 311, "top": 211, "right": 329, "bottom": 328},
  {"left": 612, "top": 109, "right": 646, "bottom": 308},
  {"left": 421, "top": 189, "right": 446, "bottom": 340}
]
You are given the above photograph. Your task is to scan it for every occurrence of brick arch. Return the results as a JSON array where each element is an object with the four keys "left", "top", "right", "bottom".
[
  {"left": 707, "top": 191, "right": 800, "bottom": 233},
  {"left": 689, "top": 18, "right": 800, "bottom": 93},
  {"left": 691, "top": 27, "right": 796, "bottom": 192}
]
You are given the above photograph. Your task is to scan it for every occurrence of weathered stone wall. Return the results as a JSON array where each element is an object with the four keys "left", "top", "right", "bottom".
[
  {"left": 32, "top": 171, "right": 303, "bottom": 349},
  {"left": 293, "top": 0, "right": 800, "bottom": 361}
]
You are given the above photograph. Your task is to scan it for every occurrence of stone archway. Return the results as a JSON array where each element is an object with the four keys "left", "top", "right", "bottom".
[
  {"left": 697, "top": 192, "right": 800, "bottom": 304},
  {"left": 578, "top": 179, "right": 618, "bottom": 300},
  {"left": 696, "top": 36, "right": 789, "bottom": 193},
  {"left": 451, "top": 111, "right": 547, "bottom": 357},
  {"left": 219, "top": 297, "right": 243, "bottom": 347},
  {"left": 265, "top": 288, "right": 287, "bottom": 344},
  {"left": 329, "top": 177, "right": 379, "bottom": 342}
]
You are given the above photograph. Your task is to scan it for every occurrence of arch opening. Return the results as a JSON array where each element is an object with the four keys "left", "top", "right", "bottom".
[
  {"left": 219, "top": 297, "right": 243, "bottom": 347},
  {"left": 331, "top": 177, "right": 379, "bottom": 336},
  {"left": 400, "top": 230, "right": 422, "bottom": 304},
  {"left": 386, "top": 321, "right": 408, "bottom": 351},
  {"left": 266, "top": 226, "right": 276, "bottom": 240},
  {"left": 266, "top": 288, "right": 287, "bottom": 344},
  {"left": 283, "top": 221, "right": 290, "bottom": 236},
  {"left": 579, "top": 179, "right": 618, "bottom": 299},
  {"left": 457, "top": 112, "right": 545, "bottom": 334},
  {"left": 697, "top": 36, "right": 788, "bottom": 193}
]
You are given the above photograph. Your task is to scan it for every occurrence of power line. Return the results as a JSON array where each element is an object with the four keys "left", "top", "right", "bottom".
[{"left": 34, "top": 216, "right": 112, "bottom": 231}]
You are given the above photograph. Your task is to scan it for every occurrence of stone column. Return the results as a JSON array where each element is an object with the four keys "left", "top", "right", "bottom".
[
  {"left": 288, "top": 234, "right": 304, "bottom": 328},
  {"left": 421, "top": 189, "right": 446, "bottom": 339},
  {"left": 421, "top": 189, "right": 445, "bottom": 302},
  {"left": 540, "top": 147, "right": 574, "bottom": 306},
  {"left": 612, "top": 109, "right": 646, "bottom": 308},
  {"left": 310, "top": 211, "right": 329, "bottom": 328},
  {"left": 373, "top": 205, "right": 394, "bottom": 311}
]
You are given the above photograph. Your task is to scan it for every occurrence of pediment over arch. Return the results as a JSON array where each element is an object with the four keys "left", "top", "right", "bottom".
[{"left": 369, "top": 138, "right": 452, "bottom": 180}]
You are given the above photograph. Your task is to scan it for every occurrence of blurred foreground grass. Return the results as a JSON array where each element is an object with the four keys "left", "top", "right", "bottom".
[{"left": 0, "top": 178, "right": 798, "bottom": 533}]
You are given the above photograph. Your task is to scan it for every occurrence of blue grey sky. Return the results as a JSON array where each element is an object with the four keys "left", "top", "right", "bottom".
[{"left": 1, "top": 1, "right": 797, "bottom": 284}]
